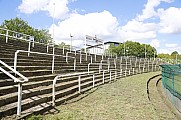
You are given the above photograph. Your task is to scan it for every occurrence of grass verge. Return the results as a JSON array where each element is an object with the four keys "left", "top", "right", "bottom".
[{"left": 27, "top": 71, "right": 178, "bottom": 120}]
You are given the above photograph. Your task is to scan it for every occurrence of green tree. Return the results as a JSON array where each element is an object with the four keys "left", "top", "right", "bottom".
[
  {"left": 107, "top": 41, "right": 157, "bottom": 58},
  {"left": 171, "top": 51, "right": 178, "bottom": 59},
  {"left": 56, "top": 42, "right": 70, "bottom": 49},
  {"left": 0, "top": 17, "right": 52, "bottom": 43}
]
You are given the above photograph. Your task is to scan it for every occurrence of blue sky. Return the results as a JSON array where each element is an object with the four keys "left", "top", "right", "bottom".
[{"left": 0, "top": 0, "right": 181, "bottom": 54}]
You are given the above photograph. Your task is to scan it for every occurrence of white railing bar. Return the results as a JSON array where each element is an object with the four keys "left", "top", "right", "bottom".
[
  {"left": 78, "top": 76, "right": 81, "bottom": 93},
  {"left": 52, "top": 71, "right": 94, "bottom": 106},
  {"left": 88, "top": 63, "right": 109, "bottom": 74},
  {"left": 0, "top": 60, "right": 28, "bottom": 82},
  {"left": 14, "top": 50, "right": 76, "bottom": 73},
  {"left": 0, "top": 60, "right": 28, "bottom": 116}
]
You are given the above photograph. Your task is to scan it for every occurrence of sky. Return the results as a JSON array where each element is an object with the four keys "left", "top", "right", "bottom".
[{"left": 0, "top": 0, "right": 181, "bottom": 54}]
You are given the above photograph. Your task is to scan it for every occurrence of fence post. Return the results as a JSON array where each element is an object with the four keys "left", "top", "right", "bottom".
[
  {"left": 86, "top": 53, "right": 87, "bottom": 61},
  {"left": 110, "top": 71, "right": 112, "bottom": 81},
  {"left": 94, "top": 54, "right": 96, "bottom": 62},
  {"left": 28, "top": 41, "right": 31, "bottom": 56},
  {"left": 103, "top": 71, "right": 105, "bottom": 84},
  {"left": 115, "top": 70, "right": 117, "bottom": 80},
  {"left": 78, "top": 76, "right": 81, "bottom": 93},
  {"left": 74, "top": 59, "right": 76, "bottom": 71},
  {"left": 93, "top": 74, "right": 95, "bottom": 87},
  {"left": 63, "top": 46, "right": 64, "bottom": 54},
  {"left": 52, "top": 47, "right": 55, "bottom": 73},
  {"left": 120, "top": 69, "right": 122, "bottom": 76},
  {"left": 126, "top": 57, "right": 127, "bottom": 69},
  {"left": 6, "top": 30, "right": 8, "bottom": 43},
  {"left": 80, "top": 54, "right": 82, "bottom": 63},
  {"left": 133, "top": 68, "right": 134, "bottom": 75},
  {"left": 47, "top": 44, "right": 49, "bottom": 53},
  {"left": 172, "top": 74, "right": 175, "bottom": 104},
  {"left": 17, "top": 83, "right": 22, "bottom": 116}
]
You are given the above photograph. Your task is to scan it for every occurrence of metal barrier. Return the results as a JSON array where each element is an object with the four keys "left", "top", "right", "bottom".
[
  {"left": 14, "top": 50, "right": 76, "bottom": 73},
  {"left": 88, "top": 63, "right": 109, "bottom": 74},
  {"left": 52, "top": 71, "right": 94, "bottom": 106},
  {"left": 0, "top": 60, "right": 28, "bottom": 116},
  {"left": 160, "top": 64, "right": 181, "bottom": 112}
]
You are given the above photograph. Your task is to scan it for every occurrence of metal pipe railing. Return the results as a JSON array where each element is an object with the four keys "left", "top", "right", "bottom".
[
  {"left": 52, "top": 71, "right": 94, "bottom": 106},
  {"left": 88, "top": 63, "right": 109, "bottom": 74},
  {"left": 0, "top": 27, "right": 34, "bottom": 45},
  {"left": 14, "top": 50, "right": 76, "bottom": 73},
  {"left": 0, "top": 60, "right": 28, "bottom": 116}
]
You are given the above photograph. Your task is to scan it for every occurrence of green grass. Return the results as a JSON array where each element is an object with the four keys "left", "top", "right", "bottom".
[{"left": 27, "top": 71, "right": 178, "bottom": 120}]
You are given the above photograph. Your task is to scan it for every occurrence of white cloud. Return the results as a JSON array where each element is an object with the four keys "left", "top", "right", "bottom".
[
  {"left": 165, "top": 43, "right": 177, "bottom": 48},
  {"left": 159, "top": 43, "right": 181, "bottom": 54},
  {"left": 119, "top": 30, "right": 156, "bottom": 41},
  {"left": 158, "top": 48, "right": 171, "bottom": 54},
  {"left": 18, "top": 0, "right": 69, "bottom": 19},
  {"left": 137, "top": 0, "right": 174, "bottom": 21},
  {"left": 158, "top": 7, "right": 181, "bottom": 34},
  {"left": 150, "top": 39, "right": 160, "bottom": 48},
  {"left": 49, "top": 11, "right": 121, "bottom": 46},
  {"left": 122, "top": 20, "right": 158, "bottom": 33}
]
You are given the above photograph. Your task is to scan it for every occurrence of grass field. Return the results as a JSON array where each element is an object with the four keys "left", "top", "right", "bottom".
[{"left": 27, "top": 71, "right": 178, "bottom": 120}]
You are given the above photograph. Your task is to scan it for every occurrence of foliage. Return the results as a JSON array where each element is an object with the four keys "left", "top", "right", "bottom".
[
  {"left": 55, "top": 42, "right": 70, "bottom": 49},
  {"left": 27, "top": 114, "right": 43, "bottom": 120},
  {"left": 0, "top": 17, "right": 52, "bottom": 43},
  {"left": 108, "top": 41, "right": 157, "bottom": 58},
  {"left": 158, "top": 51, "right": 180, "bottom": 59}
]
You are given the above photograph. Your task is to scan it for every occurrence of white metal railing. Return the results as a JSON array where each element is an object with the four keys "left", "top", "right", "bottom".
[
  {"left": 0, "top": 28, "right": 35, "bottom": 56},
  {"left": 0, "top": 27, "right": 34, "bottom": 43},
  {"left": 88, "top": 63, "right": 109, "bottom": 74},
  {"left": 108, "top": 58, "right": 117, "bottom": 69},
  {"left": 66, "top": 51, "right": 92, "bottom": 64},
  {"left": 14, "top": 50, "right": 76, "bottom": 73},
  {"left": 0, "top": 60, "right": 28, "bottom": 116},
  {"left": 52, "top": 71, "right": 94, "bottom": 106}
]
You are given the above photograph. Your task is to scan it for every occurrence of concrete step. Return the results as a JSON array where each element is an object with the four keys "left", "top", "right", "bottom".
[{"left": 0, "top": 71, "right": 112, "bottom": 117}]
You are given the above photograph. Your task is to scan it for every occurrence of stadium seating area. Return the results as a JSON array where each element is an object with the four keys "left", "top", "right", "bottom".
[{"left": 0, "top": 34, "right": 161, "bottom": 119}]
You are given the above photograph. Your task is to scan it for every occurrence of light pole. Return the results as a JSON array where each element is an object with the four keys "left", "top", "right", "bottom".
[
  {"left": 70, "top": 33, "right": 73, "bottom": 52},
  {"left": 176, "top": 53, "right": 178, "bottom": 64},
  {"left": 52, "top": 3, "right": 55, "bottom": 45},
  {"left": 52, "top": 2, "right": 55, "bottom": 73}
]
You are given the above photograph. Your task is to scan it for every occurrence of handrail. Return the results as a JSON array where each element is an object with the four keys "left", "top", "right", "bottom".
[
  {"left": 108, "top": 58, "right": 117, "bottom": 69},
  {"left": 88, "top": 63, "right": 109, "bottom": 74},
  {"left": 0, "top": 27, "right": 34, "bottom": 44},
  {"left": 14, "top": 50, "right": 76, "bottom": 73},
  {"left": 0, "top": 60, "right": 28, "bottom": 82},
  {"left": 66, "top": 51, "right": 92, "bottom": 64},
  {"left": 52, "top": 71, "right": 94, "bottom": 106},
  {"left": 0, "top": 60, "right": 28, "bottom": 116}
]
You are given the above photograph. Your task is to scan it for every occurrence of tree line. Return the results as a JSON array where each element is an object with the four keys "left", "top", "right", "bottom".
[{"left": 108, "top": 41, "right": 157, "bottom": 58}]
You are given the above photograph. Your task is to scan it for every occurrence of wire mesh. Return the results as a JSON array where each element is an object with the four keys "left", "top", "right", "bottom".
[{"left": 160, "top": 64, "right": 181, "bottom": 112}]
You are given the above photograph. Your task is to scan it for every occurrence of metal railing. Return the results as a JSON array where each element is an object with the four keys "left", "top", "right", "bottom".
[
  {"left": 0, "top": 27, "right": 34, "bottom": 43},
  {"left": 52, "top": 71, "right": 95, "bottom": 106},
  {"left": 0, "top": 60, "right": 28, "bottom": 116},
  {"left": 66, "top": 51, "right": 92, "bottom": 64},
  {"left": 88, "top": 63, "right": 109, "bottom": 74},
  {"left": 14, "top": 50, "right": 76, "bottom": 73}
]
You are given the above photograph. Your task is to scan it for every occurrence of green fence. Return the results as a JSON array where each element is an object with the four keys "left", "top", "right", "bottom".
[{"left": 160, "top": 64, "right": 181, "bottom": 112}]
